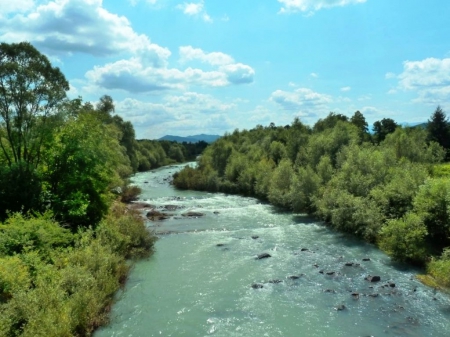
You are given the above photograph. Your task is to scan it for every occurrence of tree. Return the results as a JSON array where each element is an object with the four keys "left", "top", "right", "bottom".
[
  {"left": 313, "top": 112, "right": 348, "bottom": 133},
  {"left": 0, "top": 42, "right": 69, "bottom": 168},
  {"left": 427, "top": 106, "right": 450, "bottom": 159},
  {"left": 372, "top": 118, "right": 398, "bottom": 144},
  {"left": 350, "top": 110, "right": 369, "bottom": 141}
]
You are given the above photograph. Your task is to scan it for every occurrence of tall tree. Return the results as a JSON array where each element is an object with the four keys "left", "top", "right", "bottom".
[
  {"left": 427, "top": 105, "right": 450, "bottom": 158},
  {"left": 313, "top": 112, "right": 348, "bottom": 133},
  {"left": 372, "top": 118, "right": 398, "bottom": 144},
  {"left": 0, "top": 42, "right": 69, "bottom": 168},
  {"left": 350, "top": 110, "right": 369, "bottom": 141}
]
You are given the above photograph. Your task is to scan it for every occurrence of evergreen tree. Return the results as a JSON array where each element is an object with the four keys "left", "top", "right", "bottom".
[{"left": 427, "top": 106, "right": 450, "bottom": 159}]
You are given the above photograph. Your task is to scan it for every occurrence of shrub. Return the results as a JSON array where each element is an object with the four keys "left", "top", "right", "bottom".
[
  {"left": 378, "top": 213, "right": 428, "bottom": 264},
  {"left": 120, "top": 185, "right": 142, "bottom": 203},
  {"left": 0, "top": 213, "right": 73, "bottom": 257},
  {"left": 427, "top": 249, "right": 450, "bottom": 288}
]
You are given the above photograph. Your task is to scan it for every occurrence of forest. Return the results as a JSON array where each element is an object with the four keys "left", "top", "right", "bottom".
[
  {"left": 0, "top": 42, "right": 206, "bottom": 336},
  {"left": 173, "top": 109, "right": 450, "bottom": 289}
]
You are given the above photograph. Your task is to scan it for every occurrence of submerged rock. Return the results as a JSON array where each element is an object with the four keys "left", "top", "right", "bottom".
[
  {"left": 182, "top": 211, "right": 205, "bottom": 217},
  {"left": 287, "top": 274, "right": 304, "bottom": 280},
  {"left": 365, "top": 275, "right": 381, "bottom": 282},
  {"left": 164, "top": 204, "right": 183, "bottom": 211},
  {"left": 335, "top": 304, "right": 346, "bottom": 311},
  {"left": 251, "top": 235, "right": 259, "bottom": 239},
  {"left": 351, "top": 292, "right": 360, "bottom": 299},
  {"left": 256, "top": 253, "right": 271, "bottom": 260},
  {"left": 268, "top": 279, "right": 283, "bottom": 284},
  {"left": 146, "top": 210, "right": 170, "bottom": 221},
  {"left": 251, "top": 283, "right": 264, "bottom": 289}
]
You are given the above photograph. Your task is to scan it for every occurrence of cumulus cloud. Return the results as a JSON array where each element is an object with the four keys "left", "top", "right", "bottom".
[
  {"left": 221, "top": 63, "right": 255, "bottom": 84},
  {"left": 0, "top": 0, "right": 170, "bottom": 60},
  {"left": 270, "top": 88, "right": 332, "bottom": 116},
  {"left": 179, "top": 46, "right": 234, "bottom": 66},
  {"left": 85, "top": 58, "right": 231, "bottom": 93},
  {"left": 0, "top": 0, "right": 35, "bottom": 15},
  {"left": 176, "top": 1, "right": 212, "bottom": 22},
  {"left": 115, "top": 93, "right": 235, "bottom": 138},
  {"left": 278, "top": 0, "right": 367, "bottom": 14},
  {"left": 396, "top": 57, "right": 450, "bottom": 104},
  {"left": 340, "top": 86, "right": 351, "bottom": 92}
]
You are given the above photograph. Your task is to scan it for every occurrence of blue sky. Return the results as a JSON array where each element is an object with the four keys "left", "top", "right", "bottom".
[{"left": 1, "top": 0, "right": 450, "bottom": 138}]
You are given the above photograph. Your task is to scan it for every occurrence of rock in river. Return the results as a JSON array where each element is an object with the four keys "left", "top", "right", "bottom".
[
  {"left": 256, "top": 253, "right": 271, "bottom": 260},
  {"left": 182, "top": 211, "right": 205, "bottom": 217}
]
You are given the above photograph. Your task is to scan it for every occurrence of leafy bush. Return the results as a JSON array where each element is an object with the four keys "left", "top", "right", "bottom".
[
  {"left": 427, "top": 249, "right": 450, "bottom": 287},
  {"left": 120, "top": 185, "right": 142, "bottom": 203},
  {"left": 378, "top": 213, "right": 428, "bottom": 264},
  {"left": 0, "top": 213, "right": 73, "bottom": 257},
  {"left": 97, "top": 202, "right": 156, "bottom": 259}
]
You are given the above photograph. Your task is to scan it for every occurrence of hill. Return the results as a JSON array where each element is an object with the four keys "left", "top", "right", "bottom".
[{"left": 158, "top": 134, "right": 220, "bottom": 143}]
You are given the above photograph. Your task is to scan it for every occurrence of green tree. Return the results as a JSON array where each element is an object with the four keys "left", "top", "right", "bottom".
[
  {"left": 0, "top": 42, "right": 69, "bottom": 168},
  {"left": 350, "top": 110, "right": 369, "bottom": 141},
  {"left": 313, "top": 112, "right": 348, "bottom": 133},
  {"left": 372, "top": 118, "right": 398, "bottom": 144},
  {"left": 378, "top": 213, "right": 428, "bottom": 263},
  {"left": 427, "top": 106, "right": 450, "bottom": 158},
  {"left": 43, "top": 112, "right": 126, "bottom": 229}
]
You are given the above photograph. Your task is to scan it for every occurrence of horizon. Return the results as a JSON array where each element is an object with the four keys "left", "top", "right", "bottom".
[{"left": 1, "top": 0, "right": 449, "bottom": 139}]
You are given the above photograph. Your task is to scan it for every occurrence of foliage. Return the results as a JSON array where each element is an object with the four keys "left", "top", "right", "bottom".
[
  {"left": 372, "top": 118, "right": 398, "bottom": 144},
  {"left": 0, "top": 42, "right": 69, "bottom": 168},
  {"left": 0, "top": 206, "right": 155, "bottom": 336},
  {"left": 427, "top": 249, "right": 450, "bottom": 288},
  {"left": 412, "top": 178, "right": 450, "bottom": 250},
  {"left": 0, "top": 213, "right": 73, "bottom": 257},
  {"left": 427, "top": 105, "right": 450, "bottom": 159},
  {"left": 378, "top": 213, "right": 428, "bottom": 263},
  {"left": 42, "top": 112, "right": 123, "bottom": 229}
]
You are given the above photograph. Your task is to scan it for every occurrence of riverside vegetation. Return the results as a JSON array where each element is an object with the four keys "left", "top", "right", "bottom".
[
  {"left": 173, "top": 110, "right": 450, "bottom": 290},
  {"left": 0, "top": 42, "right": 206, "bottom": 336}
]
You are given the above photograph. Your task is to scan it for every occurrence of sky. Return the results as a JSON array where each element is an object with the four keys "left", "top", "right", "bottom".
[{"left": 1, "top": 0, "right": 450, "bottom": 139}]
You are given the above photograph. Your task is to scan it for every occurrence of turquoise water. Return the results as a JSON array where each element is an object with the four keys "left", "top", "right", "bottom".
[{"left": 95, "top": 164, "right": 450, "bottom": 337}]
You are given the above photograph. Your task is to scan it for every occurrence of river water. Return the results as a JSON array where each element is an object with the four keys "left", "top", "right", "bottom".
[{"left": 95, "top": 164, "right": 450, "bottom": 337}]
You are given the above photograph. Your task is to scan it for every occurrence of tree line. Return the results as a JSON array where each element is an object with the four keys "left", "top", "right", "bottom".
[
  {"left": 0, "top": 42, "right": 206, "bottom": 335},
  {"left": 174, "top": 108, "right": 450, "bottom": 288}
]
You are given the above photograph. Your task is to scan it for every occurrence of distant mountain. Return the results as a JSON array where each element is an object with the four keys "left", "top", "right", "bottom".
[{"left": 158, "top": 134, "right": 221, "bottom": 143}]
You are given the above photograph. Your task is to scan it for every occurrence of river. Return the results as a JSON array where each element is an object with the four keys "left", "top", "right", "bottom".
[{"left": 95, "top": 164, "right": 450, "bottom": 337}]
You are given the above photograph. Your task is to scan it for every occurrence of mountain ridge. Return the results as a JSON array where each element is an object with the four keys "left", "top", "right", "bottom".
[{"left": 158, "top": 134, "right": 220, "bottom": 143}]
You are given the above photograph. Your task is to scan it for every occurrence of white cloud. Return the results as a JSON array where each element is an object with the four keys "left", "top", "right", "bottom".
[
  {"left": 270, "top": 88, "right": 332, "bottom": 116},
  {"left": 177, "top": 1, "right": 212, "bottom": 22},
  {"left": 0, "top": 0, "right": 169, "bottom": 59},
  {"left": 0, "top": 0, "right": 35, "bottom": 15},
  {"left": 115, "top": 93, "right": 235, "bottom": 138},
  {"left": 340, "top": 86, "right": 351, "bottom": 92},
  {"left": 310, "top": 72, "right": 318, "bottom": 78},
  {"left": 179, "top": 46, "right": 234, "bottom": 66},
  {"left": 278, "top": 0, "right": 366, "bottom": 14},
  {"left": 85, "top": 45, "right": 255, "bottom": 93},
  {"left": 385, "top": 72, "right": 396, "bottom": 79},
  {"left": 85, "top": 58, "right": 231, "bottom": 93},
  {"left": 221, "top": 63, "right": 255, "bottom": 85},
  {"left": 397, "top": 57, "right": 450, "bottom": 104}
]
